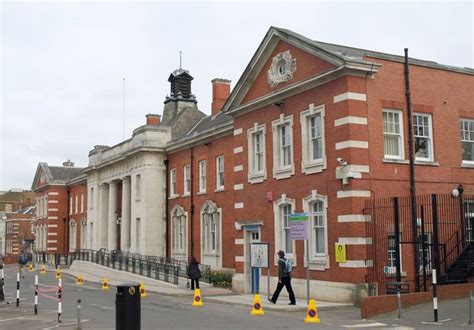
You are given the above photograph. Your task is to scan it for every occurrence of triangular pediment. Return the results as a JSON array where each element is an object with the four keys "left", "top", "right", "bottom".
[
  {"left": 222, "top": 27, "right": 359, "bottom": 115},
  {"left": 31, "top": 163, "right": 51, "bottom": 190}
]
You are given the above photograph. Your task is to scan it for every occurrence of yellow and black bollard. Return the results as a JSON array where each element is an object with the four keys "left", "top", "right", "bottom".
[
  {"left": 102, "top": 278, "right": 109, "bottom": 290},
  {"left": 28, "top": 264, "right": 34, "bottom": 272},
  {"left": 192, "top": 288, "right": 203, "bottom": 307},
  {"left": 76, "top": 274, "right": 83, "bottom": 286},
  {"left": 304, "top": 299, "right": 320, "bottom": 323},
  {"left": 40, "top": 264, "right": 46, "bottom": 274},
  {"left": 55, "top": 269, "right": 61, "bottom": 280},
  {"left": 139, "top": 283, "right": 147, "bottom": 298},
  {"left": 250, "top": 294, "right": 264, "bottom": 315}
]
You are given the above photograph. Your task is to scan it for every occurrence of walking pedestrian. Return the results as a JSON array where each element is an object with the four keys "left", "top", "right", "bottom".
[
  {"left": 18, "top": 250, "right": 28, "bottom": 279},
  {"left": 269, "top": 250, "right": 296, "bottom": 305},
  {"left": 187, "top": 257, "right": 201, "bottom": 290}
]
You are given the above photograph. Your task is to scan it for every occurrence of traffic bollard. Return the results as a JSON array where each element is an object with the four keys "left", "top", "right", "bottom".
[
  {"left": 34, "top": 275, "right": 38, "bottom": 315},
  {"left": 16, "top": 272, "right": 20, "bottom": 307},
  {"left": 116, "top": 283, "right": 140, "bottom": 330},
  {"left": 57, "top": 278, "right": 62, "bottom": 325},
  {"left": 0, "top": 264, "right": 4, "bottom": 303},
  {"left": 469, "top": 290, "right": 472, "bottom": 325},
  {"left": 432, "top": 269, "right": 438, "bottom": 322},
  {"left": 77, "top": 299, "right": 82, "bottom": 330}
]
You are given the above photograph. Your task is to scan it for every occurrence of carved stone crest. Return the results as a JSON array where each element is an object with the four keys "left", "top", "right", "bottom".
[{"left": 267, "top": 50, "right": 297, "bottom": 87}]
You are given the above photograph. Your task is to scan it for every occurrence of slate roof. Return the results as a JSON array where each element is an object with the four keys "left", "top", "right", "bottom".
[
  {"left": 275, "top": 27, "right": 474, "bottom": 75},
  {"left": 167, "top": 111, "right": 233, "bottom": 148},
  {"left": 48, "top": 166, "right": 83, "bottom": 182}
]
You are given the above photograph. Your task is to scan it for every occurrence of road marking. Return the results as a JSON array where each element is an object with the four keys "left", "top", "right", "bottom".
[
  {"left": 421, "top": 321, "right": 443, "bottom": 326},
  {"left": 341, "top": 322, "right": 387, "bottom": 328},
  {"left": 88, "top": 303, "right": 114, "bottom": 310},
  {"left": 42, "top": 319, "right": 89, "bottom": 330}
]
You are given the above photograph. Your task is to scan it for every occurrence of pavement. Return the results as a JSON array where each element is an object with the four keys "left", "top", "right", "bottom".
[{"left": 61, "top": 260, "right": 352, "bottom": 312}]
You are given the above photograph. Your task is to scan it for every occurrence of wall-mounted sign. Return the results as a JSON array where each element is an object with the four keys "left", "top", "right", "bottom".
[
  {"left": 335, "top": 243, "right": 347, "bottom": 263},
  {"left": 250, "top": 242, "right": 269, "bottom": 268}
]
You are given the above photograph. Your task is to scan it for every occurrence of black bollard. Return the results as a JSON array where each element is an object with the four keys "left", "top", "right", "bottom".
[{"left": 116, "top": 283, "right": 140, "bottom": 330}]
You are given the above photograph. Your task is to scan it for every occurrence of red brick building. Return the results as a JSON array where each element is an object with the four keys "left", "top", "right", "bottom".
[
  {"left": 31, "top": 160, "right": 87, "bottom": 255},
  {"left": 4, "top": 207, "right": 35, "bottom": 262},
  {"left": 166, "top": 27, "right": 474, "bottom": 302}
]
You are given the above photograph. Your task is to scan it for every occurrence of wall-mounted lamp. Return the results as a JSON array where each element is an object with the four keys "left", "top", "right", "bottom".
[{"left": 274, "top": 100, "right": 284, "bottom": 108}]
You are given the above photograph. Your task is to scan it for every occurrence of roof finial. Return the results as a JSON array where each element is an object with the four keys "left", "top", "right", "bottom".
[{"left": 179, "top": 50, "right": 182, "bottom": 69}]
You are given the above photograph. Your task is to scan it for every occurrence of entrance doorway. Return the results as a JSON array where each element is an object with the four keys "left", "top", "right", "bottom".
[{"left": 243, "top": 225, "right": 261, "bottom": 293}]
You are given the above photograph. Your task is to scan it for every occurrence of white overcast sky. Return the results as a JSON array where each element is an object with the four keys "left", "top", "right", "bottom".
[{"left": 0, "top": 1, "right": 473, "bottom": 191}]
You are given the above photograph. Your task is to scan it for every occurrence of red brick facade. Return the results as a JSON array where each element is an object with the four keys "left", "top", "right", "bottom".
[{"left": 166, "top": 28, "right": 474, "bottom": 299}]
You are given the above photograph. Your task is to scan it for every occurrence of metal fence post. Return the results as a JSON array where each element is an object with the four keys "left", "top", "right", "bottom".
[
  {"left": 77, "top": 299, "right": 82, "bottom": 330},
  {"left": 394, "top": 197, "right": 402, "bottom": 283},
  {"left": 432, "top": 194, "right": 441, "bottom": 279}
]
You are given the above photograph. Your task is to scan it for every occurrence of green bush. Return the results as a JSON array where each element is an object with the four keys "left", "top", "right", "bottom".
[{"left": 208, "top": 271, "right": 233, "bottom": 288}]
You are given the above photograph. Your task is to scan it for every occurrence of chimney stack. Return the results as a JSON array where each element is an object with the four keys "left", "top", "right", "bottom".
[
  {"left": 62, "top": 159, "right": 75, "bottom": 167},
  {"left": 211, "top": 78, "right": 231, "bottom": 116},
  {"left": 146, "top": 114, "right": 161, "bottom": 126}
]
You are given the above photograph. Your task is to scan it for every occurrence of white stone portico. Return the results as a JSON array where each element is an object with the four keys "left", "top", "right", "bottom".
[{"left": 84, "top": 116, "right": 169, "bottom": 256}]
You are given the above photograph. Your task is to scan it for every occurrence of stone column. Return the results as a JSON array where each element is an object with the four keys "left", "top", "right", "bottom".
[
  {"left": 121, "top": 176, "right": 131, "bottom": 251},
  {"left": 107, "top": 181, "right": 118, "bottom": 251},
  {"left": 99, "top": 183, "right": 109, "bottom": 248}
]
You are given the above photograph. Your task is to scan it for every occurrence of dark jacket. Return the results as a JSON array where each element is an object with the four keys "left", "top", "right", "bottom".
[
  {"left": 278, "top": 258, "right": 290, "bottom": 279},
  {"left": 187, "top": 263, "right": 201, "bottom": 279}
]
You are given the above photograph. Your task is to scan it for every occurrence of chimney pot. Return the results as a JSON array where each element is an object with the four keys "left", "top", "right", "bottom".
[
  {"left": 211, "top": 78, "right": 231, "bottom": 116},
  {"left": 146, "top": 114, "right": 161, "bottom": 126}
]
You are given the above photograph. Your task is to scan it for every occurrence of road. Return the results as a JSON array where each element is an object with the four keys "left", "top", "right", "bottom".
[{"left": 0, "top": 265, "right": 472, "bottom": 329}]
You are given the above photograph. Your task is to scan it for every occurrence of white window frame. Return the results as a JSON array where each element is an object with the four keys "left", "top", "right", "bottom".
[
  {"left": 200, "top": 201, "right": 222, "bottom": 257},
  {"left": 303, "top": 191, "right": 329, "bottom": 270},
  {"left": 44, "top": 196, "right": 47, "bottom": 218},
  {"left": 414, "top": 113, "right": 434, "bottom": 162},
  {"left": 272, "top": 114, "right": 294, "bottom": 179},
  {"left": 171, "top": 205, "right": 188, "bottom": 260},
  {"left": 183, "top": 165, "right": 191, "bottom": 196},
  {"left": 460, "top": 118, "right": 474, "bottom": 165},
  {"left": 247, "top": 123, "right": 267, "bottom": 184},
  {"left": 383, "top": 109, "right": 405, "bottom": 160},
  {"left": 215, "top": 156, "right": 224, "bottom": 191},
  {"left": 301, "top": 104, "right": 326, "bottom": 174},
  {"left": 169, "top": 169, "right": 178, "bottom": 198},
  {"left": 387, "top": 233, "right": 403, "bottom": 273},
  {"left": 198, "top": 160, "right": 206, "bottom": 193},
  {"left": 75, "top": 194, "right": 78, "bottom": 214},
  {"left": 69, "top": 221, "right": 76, "bottom": 252},
  {"left": 69, "top": 196, "right": 73, "bottom": 215},
  {"left": 273, "top": 195, "right": 296, "bottom": 265},
  {"left": 80, "top": 193, "right": 84, "bottom": 214}
]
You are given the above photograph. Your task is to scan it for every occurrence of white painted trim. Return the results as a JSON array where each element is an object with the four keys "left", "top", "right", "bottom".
[
  {"left": 47, "top": 216, "right": 58, "bottom": 220},
  {"left": 47, "top": 232, "right": 58, "bottom": 236},
  {"left": 47, "top": 247, "right": 58, "bottom": 251},
  {"left": 300, "top": 103, "right": 327, "bottom": 175},
  {"left": 339, "top": 260, "right": 373, "bottom": 268},
  {"left": 47, "top": 240, "right": 58, "bottom": 243},
  {"left": 234, "top": 202, "right": 244, "bottom": 209},
  {"left": 47, "top": 224, "right": 58, "bottom": 228},
  {"left": 333, "top": 92, "right": 367, "bottom": 104},
  {"left": 233, "top": 184, "right": 244, "bottom": 191},
  {"left": 234, "top": 146, "right": 243, "bottom": 154},
  {"left": 334, "top": 116, "right": 368, "bottom": 127},
  {"left": 235, "top": 238, "right": 244, "bottom": 245},
  {"left": 234, "top": 165, "right": 243, "bottom": 172},
  {"left": 47, "top": 208, "right": 58, "bottom": 212},
  {"left": 235, "top": 256, "right": 244, "bottom": 262},
  {"left": 337, "top": 190, "right": 371, "bottom": 198},
  {"left": 48, "top": 200, "right": 58, "bottom": 204},
  {"left": 233, "top": 128, "right": 243, "bottom": 136},
  {"left": 48, "top": 192, "right": 59, "bottom": 196},
  {"left": 337, "top": 214, "right": 371, "bottom": 223},
  {"left": 343, "top": 165, "right": 370, "bottom": 173},
  {"left": 335, "top": 140, "right": 368, "bottom": 150},
  {"left": 338, "top": 237, "right": 372, "bottom": 245}
]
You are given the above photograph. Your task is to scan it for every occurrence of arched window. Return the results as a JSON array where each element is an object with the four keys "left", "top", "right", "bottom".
[
  {"left": 201, "top": 201, "right": 221, "bottom": 254},
  {"left": 273, "top": 194, "right": 296, "bottom": 261},
  {"left": 171, "top": 205, "right": 187, "bottom": 259},
  {"left": 303, "top": 190, "right": 328, "bottom": 270}
]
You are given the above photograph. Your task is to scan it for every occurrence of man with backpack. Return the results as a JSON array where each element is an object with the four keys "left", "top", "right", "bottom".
[{"left": 269, "top": 250, "right": 296, "bottom": 305}]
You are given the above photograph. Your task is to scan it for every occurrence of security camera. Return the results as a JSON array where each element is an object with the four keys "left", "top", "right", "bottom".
[{"left": 337, "top": 158, "right": 347, "bottom": 166}]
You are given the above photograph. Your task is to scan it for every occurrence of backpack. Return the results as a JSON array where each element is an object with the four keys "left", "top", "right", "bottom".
[
  {"left": 283, "top": 259, "right": 292, "bottom": 274},
  {"left": 20, "top": 255, "right": 27, "bottom": 264}
]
